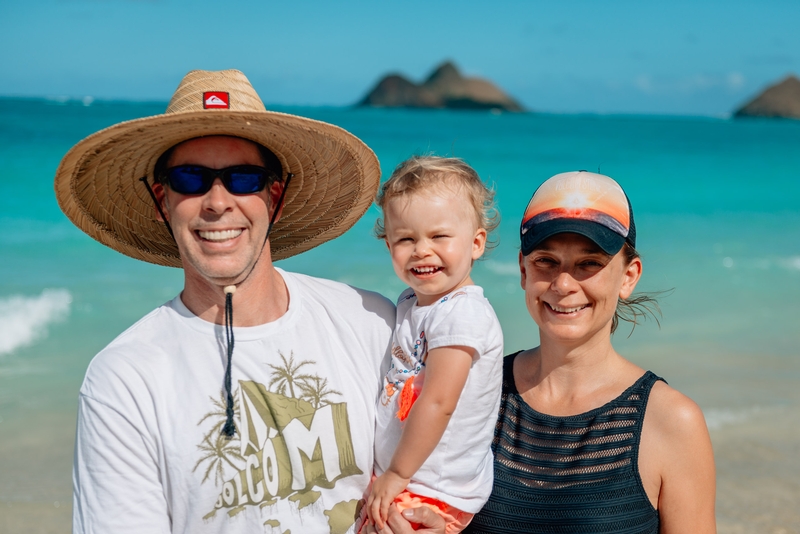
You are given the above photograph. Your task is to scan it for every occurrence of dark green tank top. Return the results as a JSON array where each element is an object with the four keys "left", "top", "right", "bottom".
[{"left": 465, "top": 353, "right": 662, "bottom": 534}]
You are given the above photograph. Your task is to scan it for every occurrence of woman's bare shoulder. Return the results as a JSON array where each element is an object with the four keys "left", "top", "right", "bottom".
[
  {"left": 646, "top": 380, "right": 708, "bottom": 439},
  {"left": 639, "top": 378, "right": 716, "bottom": 533}
]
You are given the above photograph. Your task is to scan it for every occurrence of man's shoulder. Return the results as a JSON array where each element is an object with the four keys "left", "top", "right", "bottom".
[{"left": 81, "top": 299, "right": 178, "bottom": 394}]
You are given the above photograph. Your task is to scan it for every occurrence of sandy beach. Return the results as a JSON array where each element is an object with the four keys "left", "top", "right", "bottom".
[{"left": 714, "top": 408, "right": 800, "bottom": 533}]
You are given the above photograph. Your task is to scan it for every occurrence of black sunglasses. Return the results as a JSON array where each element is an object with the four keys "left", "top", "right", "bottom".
[{"left": 161, "top": 165, "right": 280, "bottom": 195}]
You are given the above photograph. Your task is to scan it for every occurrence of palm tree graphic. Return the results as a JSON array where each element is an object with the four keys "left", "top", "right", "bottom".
[
  {"left": 267, "top": 351, "right": 315, "bottom": 398},
  {"left": 193, "top": 430, "right": 245, "bottom": 485},
  {"left": 194, "top": 389, "right": 244, "bottom": 486},
  {"left": 197, "top": 388, "right": 241, "bottom": 442},
  {"left": 298, "top": 376, "right": 342, "bottom": 409}
]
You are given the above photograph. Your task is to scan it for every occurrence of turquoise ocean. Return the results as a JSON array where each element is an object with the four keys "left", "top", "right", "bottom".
[{"left": 1, "top": 97, "right": 800, "bottom": 530}]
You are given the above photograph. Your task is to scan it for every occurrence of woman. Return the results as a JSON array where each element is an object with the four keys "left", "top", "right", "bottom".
[{"left": 462, "top": 171, "right": 716, "bottom": 533}]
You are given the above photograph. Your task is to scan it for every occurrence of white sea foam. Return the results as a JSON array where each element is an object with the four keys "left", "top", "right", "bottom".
[
  {"left": 704, "top": 406, "right": 764, "bottom": 430},
  {"left": 780, "top": 256, "right": 800, "bottom": 271},
  {"left": 0, "top": 289, "right": 72, "bottom": 356},
  {"left": 483, "top": 260, "right": 520, "bottom": 277},
  {"left": 719, "top": 256, "right": 800, "bottom": 271}
]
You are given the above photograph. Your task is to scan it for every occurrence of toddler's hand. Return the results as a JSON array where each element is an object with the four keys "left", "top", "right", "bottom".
[{"left": 367, "top": 471, "right": 410, "bottom": 529}]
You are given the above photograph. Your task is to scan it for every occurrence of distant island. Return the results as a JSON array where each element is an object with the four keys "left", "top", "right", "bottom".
[
  {"left": 734, "top": 75, "right": 800, "bottom": 119},
  {"left": 357, "top": 61, "right": 524, "bottom": 112}
]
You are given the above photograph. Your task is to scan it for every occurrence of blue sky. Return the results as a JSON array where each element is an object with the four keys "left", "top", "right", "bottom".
[{"left": 1, "top": 0, "right": 798, "bottom": 115}]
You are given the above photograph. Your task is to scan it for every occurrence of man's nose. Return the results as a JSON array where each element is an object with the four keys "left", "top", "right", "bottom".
[{"left": 202, "top": 178, "right": 235, "bottom": 213}]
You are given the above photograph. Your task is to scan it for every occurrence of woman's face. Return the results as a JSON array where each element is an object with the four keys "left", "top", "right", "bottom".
[{"left": 519, "top": 233, "right": 642, "bottom": 347}]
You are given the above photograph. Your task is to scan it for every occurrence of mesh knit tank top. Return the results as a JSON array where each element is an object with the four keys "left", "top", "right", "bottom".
[{"left": 465, "top": 353, "right": 663, "bottom": 534}]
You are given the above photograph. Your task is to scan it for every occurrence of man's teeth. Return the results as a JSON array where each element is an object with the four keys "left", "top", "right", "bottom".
[
  {"left": 198, "top": 229, "right": 243, "bottom": 242},
  {"left": 412, "top": 266, "right": 440, "bottom": 274},
  {"left": 549, "top": 303, "right": 588, "bottom": 313}
]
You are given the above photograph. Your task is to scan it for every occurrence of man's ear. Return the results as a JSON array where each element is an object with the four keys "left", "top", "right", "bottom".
[
  {"left": 151, "top": 182, "right": 169, "bottom": 222},
  {"left": 268, "top": 181, "right": 285, "bottom": 222}
]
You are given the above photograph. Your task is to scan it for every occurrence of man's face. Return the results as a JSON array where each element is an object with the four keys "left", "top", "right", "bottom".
[{"left": 155, "top": 136, "right": 281, "bottom": 289}]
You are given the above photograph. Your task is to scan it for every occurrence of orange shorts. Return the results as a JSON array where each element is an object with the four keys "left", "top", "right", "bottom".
[{"left": 359, "top": 489, "right": 474, "bottom": 534}]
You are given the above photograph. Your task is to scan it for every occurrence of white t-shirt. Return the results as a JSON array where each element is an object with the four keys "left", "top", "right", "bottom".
[
  {"left": 73, "top": 269, "right": 394, "bottom": 534},
  {"left": 373, "top": 285, "right": 503, "bottom": 513}
]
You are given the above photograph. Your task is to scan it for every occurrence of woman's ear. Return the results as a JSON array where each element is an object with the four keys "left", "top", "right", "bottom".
[
  {"left": 619, "top": 256, "right": 643, "bottom": 300},
  {"left": 519, "top": 251, "right": 527, "bottom": 290}
]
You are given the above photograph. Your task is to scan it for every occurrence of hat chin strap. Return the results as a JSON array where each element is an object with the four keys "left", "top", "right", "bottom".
[
  {"left": 140, "top": 177, "right": 175, "bottom": 239},
  {"left": 218, "top": 173, "right": 293, "bottom": 438},
  {"left": 141, "top": 173, "right": 294, "bottom": 439}
]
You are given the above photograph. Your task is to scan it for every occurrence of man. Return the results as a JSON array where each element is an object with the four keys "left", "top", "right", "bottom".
[{"left": 56, "top": 69, "right": 442, "bottom": 534}]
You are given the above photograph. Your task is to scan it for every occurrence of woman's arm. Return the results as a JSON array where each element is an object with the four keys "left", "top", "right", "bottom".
[
  {"left": 367, "top": 345, "right": 474, "bottom": 528},
  {"left": 642, "top": 382, "right": 716, "bottom": 534}
]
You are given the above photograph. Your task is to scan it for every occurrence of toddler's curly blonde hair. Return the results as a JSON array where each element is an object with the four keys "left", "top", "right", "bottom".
[{"left": 375, "top": 156, "right": 499, "bottom": 249}]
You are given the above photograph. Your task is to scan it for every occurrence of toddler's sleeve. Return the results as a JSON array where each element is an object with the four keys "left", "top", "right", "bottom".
[{"left": 423, "top": 294, "right": 497, "bottom": 360}]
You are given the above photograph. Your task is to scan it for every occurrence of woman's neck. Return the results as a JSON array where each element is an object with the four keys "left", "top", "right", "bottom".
[{"left": 514, "top": 330, "right": 638, "bottom": 416}]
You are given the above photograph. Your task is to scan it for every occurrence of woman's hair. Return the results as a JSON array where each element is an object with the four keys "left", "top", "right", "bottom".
[
  {"left": 611, "top": 242, "right": 665, "bottom": 336},
  {"left": 374, "top": 155, "right": 499, "bottom": 248}
]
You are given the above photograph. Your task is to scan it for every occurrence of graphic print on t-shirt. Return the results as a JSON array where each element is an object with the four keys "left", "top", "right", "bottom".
[{"left": 194, "top": 351, "right": 363, "bottom": 533}]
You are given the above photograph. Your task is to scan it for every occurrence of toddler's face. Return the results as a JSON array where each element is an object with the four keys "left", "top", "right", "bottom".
[{"left": 383, "top": 185, "right": 486, "bottom": 306}]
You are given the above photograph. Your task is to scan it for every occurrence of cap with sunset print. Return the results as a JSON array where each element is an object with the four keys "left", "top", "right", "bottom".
[{"left": 520, "top": 171, "right": 636, "bottom": 256}]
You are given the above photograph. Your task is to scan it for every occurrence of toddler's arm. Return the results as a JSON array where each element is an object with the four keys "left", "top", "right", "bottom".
[{"left": 367, "top": 345, "right": 473, "bottom": 529}]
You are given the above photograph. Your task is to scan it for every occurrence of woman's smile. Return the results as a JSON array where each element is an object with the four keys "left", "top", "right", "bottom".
[{"left": 543, "top": 301, "right": 591, "bottom": 315}]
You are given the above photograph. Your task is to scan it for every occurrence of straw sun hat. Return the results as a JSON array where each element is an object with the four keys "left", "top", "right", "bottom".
[{"left": 54, "top": 69, "right": 381, "bottom": 267}]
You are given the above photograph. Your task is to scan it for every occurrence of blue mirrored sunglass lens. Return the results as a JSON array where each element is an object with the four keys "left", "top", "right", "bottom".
[
  {"left": 168, "top": 167, "right": 207, "bottom": 194},
  {"left": 228, "top": 171, "right": 266, "bottom": 194}
]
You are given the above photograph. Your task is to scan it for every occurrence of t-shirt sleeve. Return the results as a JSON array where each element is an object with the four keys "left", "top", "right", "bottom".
[
  {"left": 424, "top": 294, "right": 498, "bottom": 359},
  {"left": 73, "top": 353, "right": 171, "bottom": 534},
  {"left": 73, "top": 394, "right": 170, "bottom": 534}
]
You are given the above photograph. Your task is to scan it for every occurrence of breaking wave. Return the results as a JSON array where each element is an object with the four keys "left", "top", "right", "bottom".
[
  {"left": 780, "top": 256, "right": 800, "bottom": 271},
  {"left": 0, "top": 289, "right": 72, "bottom": 356},
  {"left": 704, "top": 406, "right": 764, "bottom": 430}
]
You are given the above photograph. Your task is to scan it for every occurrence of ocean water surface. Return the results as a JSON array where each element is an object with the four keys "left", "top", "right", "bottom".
[{"left": 1, "top": 97, "right": 799, "bottom": 528}]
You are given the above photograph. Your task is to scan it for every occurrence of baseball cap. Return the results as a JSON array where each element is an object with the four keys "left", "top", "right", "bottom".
[{"left": 520, "top": 171, "right": 636, "bottom": 255}]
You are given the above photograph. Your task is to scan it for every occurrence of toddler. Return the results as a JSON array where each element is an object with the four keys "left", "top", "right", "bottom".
[{"left": 364, "top": 156, "right": 504, "bottom": 533}]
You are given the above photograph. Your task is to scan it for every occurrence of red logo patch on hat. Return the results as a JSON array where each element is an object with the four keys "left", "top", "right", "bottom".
[{"left": 203, "top": 92, "right": 230, "bottom": 109}]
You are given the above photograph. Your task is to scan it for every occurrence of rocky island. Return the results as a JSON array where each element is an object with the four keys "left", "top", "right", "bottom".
[
  {"left": 734, "top": 75, "right": 800, "bottom": 119},
  {"left": 357, "top": 61, "right": 524, "bottom": 112}
]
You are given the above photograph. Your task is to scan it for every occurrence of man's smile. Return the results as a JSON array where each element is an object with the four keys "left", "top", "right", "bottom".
[{"left": 196, "top": 228, "right": 244, "bottom": 242}]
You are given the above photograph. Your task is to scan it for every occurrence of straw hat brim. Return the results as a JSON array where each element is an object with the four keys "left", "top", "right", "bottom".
[{"left": 54, "top": 109, "right": 380, "bottom": 267}]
